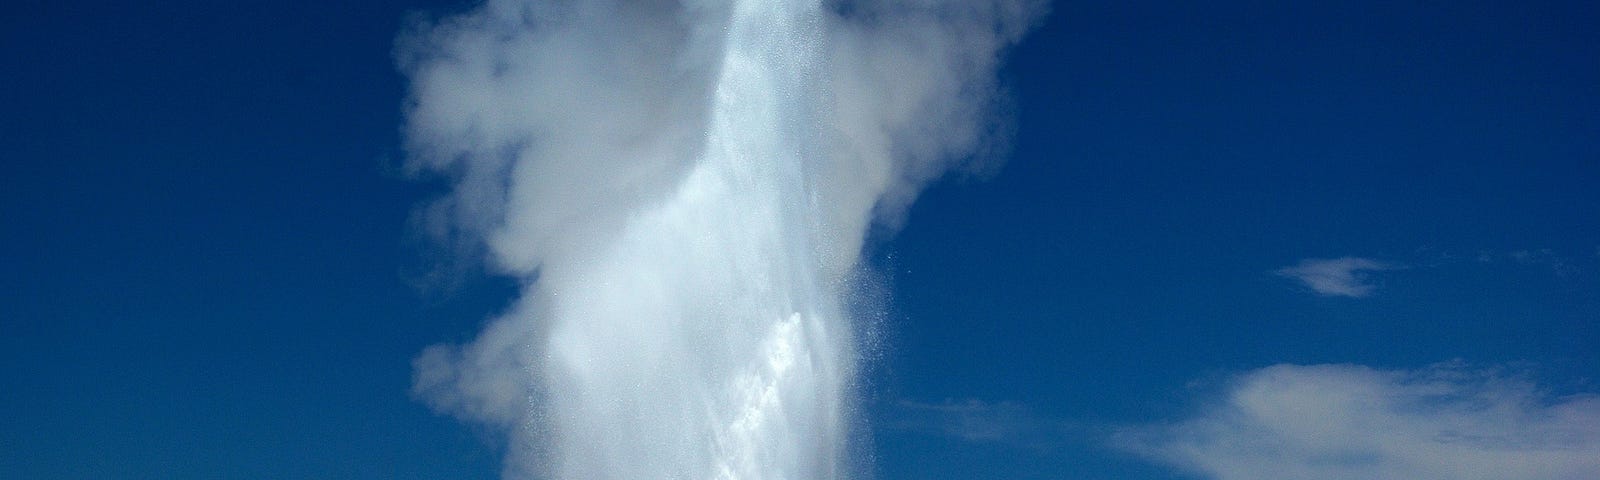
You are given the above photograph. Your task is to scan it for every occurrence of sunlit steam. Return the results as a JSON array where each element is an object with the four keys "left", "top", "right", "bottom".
[{"left": 400, "top": 0, "right": 1041, "bottom": 478}]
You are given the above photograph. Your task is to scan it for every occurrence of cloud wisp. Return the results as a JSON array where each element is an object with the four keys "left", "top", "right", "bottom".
[
  {"left": 1116, "top": 363, "right": 1600, "bottom": 480},
  {"left": 886, "top": 399, "right": 1049, "bottom": 445},
  {"left": 1274, "top": 256, "right": 1397, "bottom": 297}
]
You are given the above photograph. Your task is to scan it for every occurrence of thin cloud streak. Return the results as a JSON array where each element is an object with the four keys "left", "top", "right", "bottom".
[
  {"left": 888, "top": 399, "right": 1043, "bottom": 444},
  {"left": 1274, "top": 256, "right": 1397, "bottom": 297}
]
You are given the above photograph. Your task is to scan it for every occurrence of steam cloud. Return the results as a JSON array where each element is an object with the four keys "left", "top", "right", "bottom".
[{"left": 399, "top": 1, "right": 1043, "bottom": 478}]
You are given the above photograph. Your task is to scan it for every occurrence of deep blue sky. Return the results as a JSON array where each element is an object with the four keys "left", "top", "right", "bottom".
[{"left": 3, "top": 1, "right": 1597, "bottom": 479}]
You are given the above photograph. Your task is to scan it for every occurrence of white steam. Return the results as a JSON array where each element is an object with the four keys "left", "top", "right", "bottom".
[{"left": 400, "top": 1, "right": 1042, "bottom": 478}]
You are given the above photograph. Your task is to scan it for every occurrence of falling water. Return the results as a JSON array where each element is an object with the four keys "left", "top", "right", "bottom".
[{"left": 402, "top": 1, "right": 1041, "bottom": 478}]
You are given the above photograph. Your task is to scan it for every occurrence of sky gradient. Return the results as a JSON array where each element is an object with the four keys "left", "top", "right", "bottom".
[{"left": 3, "top": 1, "right": 1598, "bottom": 479}]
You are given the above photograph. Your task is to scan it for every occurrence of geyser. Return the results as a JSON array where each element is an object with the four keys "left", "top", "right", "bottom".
[{"left": 400, "top": 1, "right": 1041, "bottom": 478}]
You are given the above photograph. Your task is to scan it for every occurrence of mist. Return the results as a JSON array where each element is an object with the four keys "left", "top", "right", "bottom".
[{"left": 399, "top": 1, "right": 1043, "bottom": 478}]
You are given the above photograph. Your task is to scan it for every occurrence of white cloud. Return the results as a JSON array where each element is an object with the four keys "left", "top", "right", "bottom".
[
  {"left": 1116, "top": 363, "right": 1600, "bottom": 480},
  {"left": 1508, "top": 249, "right": 1577, "bottom": 276},
  {"left": 888, "top": 399, "right": 1043, "bottom": 443},
  {"left": 1274, "top": 256, "right": 1396, "bottom": 297}
]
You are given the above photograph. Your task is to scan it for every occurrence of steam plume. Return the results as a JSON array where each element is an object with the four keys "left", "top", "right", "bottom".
[{"left": 400, "top": 1, "right": 1042, "bottom": 478}]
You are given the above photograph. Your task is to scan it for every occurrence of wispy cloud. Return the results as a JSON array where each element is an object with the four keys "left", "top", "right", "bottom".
[
  {"left": 1508, "top": 248, "right": 1577, "bottom": 276},
  {"left": 1115, "top": 363, "right": 1600, "bottom": 480},
  {"left": 1274, "top": 257, "right": 1397, "bottom": 297},
  {"left": 884, "top": 399, "right": 1058, "bottom": 447}
]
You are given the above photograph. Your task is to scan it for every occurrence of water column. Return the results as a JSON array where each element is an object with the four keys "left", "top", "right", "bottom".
[{"left": 541, "top": 1, "right": 849, "bottom": 478}]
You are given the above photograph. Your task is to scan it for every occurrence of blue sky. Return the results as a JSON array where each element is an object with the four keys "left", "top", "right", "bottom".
[{"left": 3, "top": 1, "right": 1597, "bottom": 479}]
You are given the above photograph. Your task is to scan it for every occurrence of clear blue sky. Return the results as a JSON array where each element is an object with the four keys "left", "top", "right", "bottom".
[{"left": 3, "top": 1, "right": 1596, "bottom": 479}]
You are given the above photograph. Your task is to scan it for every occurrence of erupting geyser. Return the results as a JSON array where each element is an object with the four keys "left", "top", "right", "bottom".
[{"left": 400, "top": 1, "right": 1041, "bottom": 478}]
